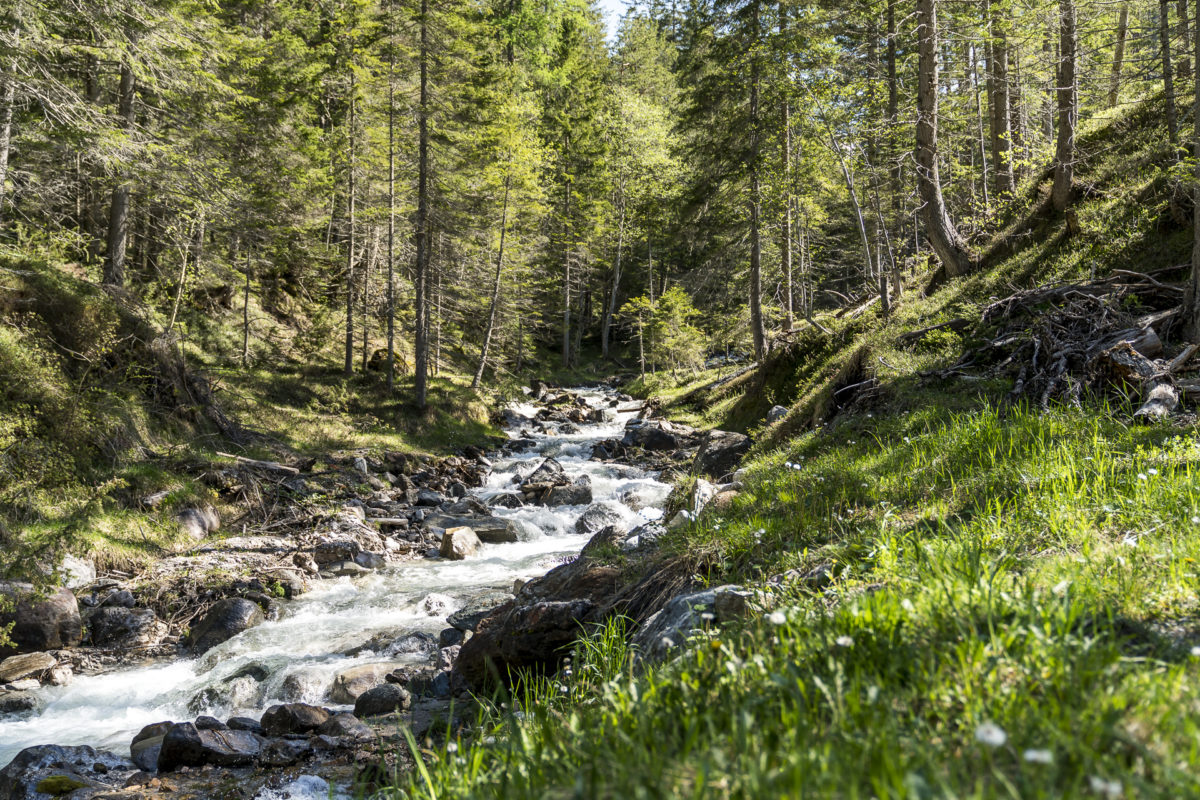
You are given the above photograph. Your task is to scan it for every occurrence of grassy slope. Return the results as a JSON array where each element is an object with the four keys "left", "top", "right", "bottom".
[
  {"left": 389, "top": 96, "right": 1200, "bottom": 796},
  {"left": 0, "top": 250, "right": 499, "bottom": 576}
]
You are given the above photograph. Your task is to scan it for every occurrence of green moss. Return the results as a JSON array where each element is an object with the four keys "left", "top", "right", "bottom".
[{"left": 35, "top": 775, "right": 89, "bottom": 795}]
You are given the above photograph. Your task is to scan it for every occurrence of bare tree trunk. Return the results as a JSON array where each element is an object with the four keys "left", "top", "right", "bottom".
[
  {"left": 1184, "top": 5, "right": 1200, "bottom": 341},
  {"left": 242, "top": 249, "right": 251, "bottom": 367},
  {"left": 414, "top": 0, "right": 431, "bottom": 409},
  {"left": 970, "top": 44, "right": 990, "bottom": 215},
  {"left": 1108, "top": 2, "right": 1130, "bottom": 108},
  {"left": 985, "top": 0, "right": 1014, "bottom": 197},
  {"left": 473, "top": 173, "right": 511, "bottom": 389},
  {"left": 601, "top": 186, "right": 625, "bottom": 359},
  {"left": 887, "top": 0, "right": 900, "bottom": 227},
  {"left": 916, "top": 0, "right": 974, "bottom": 277},
  {"left": 362, "top": 224, "right": 377, "bottom": 372},
  {"left": 1052, "top": 0, "right": 1077, "bottom": 212},
  {"left": 780, "top": 2, "right": 794, "bottom": 331},
  {"left": 387, "top": 13, "right": 397, "bottom": 393},
  {"left": 343, "top": 71, "right": 356, "bottom": 377},
  {"left": 84, "top": 54, "right": 105, "bottom": 265},
  {"left": 1179, "top": 0, "right": 1192, "bottom": 79},
  {"left": 1162, "top": 0, "right": 1180, "bottom": 147},
  {"left": 0, "top": 33, "right": 16, "bottom": 227},
  {"left": 104, "top": 63, "right": 135, "bottom": 287},
  {"left": 749, "top": 2, "right": 766, "bottom": 359},
  {"left": 561, "top": 169, "right": 572, "bottom": 368}
]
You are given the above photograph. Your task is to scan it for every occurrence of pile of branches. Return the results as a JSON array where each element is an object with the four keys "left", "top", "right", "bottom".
[{"left": 927, "top": 267, "right": 1199, "bottom": 417}]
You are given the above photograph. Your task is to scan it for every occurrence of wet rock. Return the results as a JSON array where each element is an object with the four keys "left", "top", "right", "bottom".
[
  {"left": 313, "top": 540, "right": 360, "bottom": 565},
  {"left": 260, "top": 703, "right": 330, "bottom": 736},
  {"left": 353, "top": 551, "right": 386, "bottom": 570},
  {"left": 280, "top": 669, "right": 327, "bottom": 703},
  {"left": 130, "top": 735, "right": 164, "bottom": 772},
  {"left": 580, "top": 525, "right": 627, "bottom": 557},
  {"left": 322, "top": 560, "right": 370, "bottom": 578},
  {"left": 693, "top": 430, "right": 751, "bottom": 479},
  {"left": 353, "top": 684, "right": 411, "bottom": 717},
  {"left": 132, "top": 722, "right": 174, "bottom": 749},
  {"left": 425, "top": 514, "right": 520, "bottom": 544},
  {"left": 189, "top": 674, "right": 261, "bottom": 713},
  {"left": 631, "top": 585, "right": 751, "bottom": 662},
  {"left": 157, "top": 722, "right": 263, "bottom": 771},
  {"left": 386, "top": 631, "right": 439, "bottom": 656},
  {"left": 416, "top": 490, "right": 445, "bottom": 507},
  {"left": 439, "top": 627, "right": 464, "bottom": 648},
  {"left": 439, "top": 527, "right": 480, "bottom": 560},
  {"left": 621, "top": 419, "right": 681, "bottom": 451},
  {"left": 616, "top": 488, "right": 654, "bottom": 511},
  {"left": 0, "top": 745, "right": 130, "bottom": 799},
  {"left": 318, "top": 713, "right": 374, "bottom": 740},
  {"left": 520, "top": 457, "right": 566, "bottom": 489},
  {"left": 292, "top": 552, "right": 320, "bottom": 576},
  {"left": 89, "top": 606, "right": 166, "bottom": 648},
  {"left": 0, "top": 690, "right": 39, "bottom": 713},
  {"left": 188, "top": 598, "right": 264, "bottom": 654},
  {"left": 575, "top": 502, "right": 628, "bottom": 537},
  {"left": 194, "top": 715, "right": 227, "bottom": 730},
  {"left": 259, "top": 738, "right": 312, "bottom": 768},
  {"left": 0, "top": 652, "right": 55, "bottom": 683},
  {"left": 489, "top": 492, "right": 524, "bottom": 509},
  {"left": 419, "top": 593, "right": 455, "bottom": 616},
  {"left": 622, "top": 523, "right": 667, "bottom": 551},
  {"left": 447, "top": 592, "right": 514, "bottom": 633},
  {"left": 544, "top": 476, "right": 592, "bottom": 506},
  {"left": 226, "top": 716, "right": 263, "bottom": 734},
  {"left": 45, "top": 665, "right": 72, "bottom": 687},
  {"left": 328, "top": 664, "right": 392, "bottom": 704},
  {"left": 0, "top": 583, "right": 82, "bottom": 656},
  {"left": 176, "top": 505, "right": 220, "bottom": 541}
]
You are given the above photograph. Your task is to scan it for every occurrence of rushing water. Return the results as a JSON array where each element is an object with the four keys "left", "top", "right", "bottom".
[{"left": 0, "top": 388, "right": 670, "bottom": 771}]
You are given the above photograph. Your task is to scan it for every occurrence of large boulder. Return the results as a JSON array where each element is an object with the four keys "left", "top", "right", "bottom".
[
  {"left": 188, "top": 598, "right": 264, "bottom": 654},
  {"left": 57, "top": 556, "right": 96, "bottom": 590},
  {"left": 424, "top": 515, "right": 519, "bottom": 544},
  {"left": 130, "top": 721, "right": 173, "bottom": 772},
  {"left": 454, "top": 600, "right": 596, "bottom": 689},
  {"left": 259, "top": 703, "right": 330, "bottom": 736},
  {"left": 0, "top": 652, "right": 56, "bottom": 683},
  {"left": 631, "top": 585, "right": 752, "bottom": 662},
  {"left": 439, "top": 527, "right": 481, "bottom": 560},
  {"left": 176, "top": 506, "right": 220, "bottom": 541},
  {"left": 692, "top": 430, "right": 751, "bottom": 479},
  {"left": 519, "top": 458, "right": 567, "bottom": 491},
  {"left": 89, "top": 607, "right": 166, "bottom": 649},
  {"left": 621, "top": 419, "right": 681, "bottom": 451},
  {"left": 318, "top": 713, "right": 374, "bottom": 740},
  {"left": 447, "top": 591, "right": 514, "bottom": 633},
  {"left": 353, "top": 683, "right": 411, "bottom": 717},
  {"left": 574, "top": 502, "right": 628, "bottom": 537},
  {"left": 544, "top": 476, "right": 592, "bottom": 507},
  {"left": 0, "top": 584, "right": 82, "bottom": 656},
  {"left": 0, "top": 745, "right": 131, "bottom": 799},
  {"left": 157, "top": 722, "right": 264, "bottom": 771}
]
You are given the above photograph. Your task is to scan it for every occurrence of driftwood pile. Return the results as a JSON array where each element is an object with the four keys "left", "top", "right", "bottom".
[{"left": 927, "top": 267, "right": 1199, "bottom": 419}]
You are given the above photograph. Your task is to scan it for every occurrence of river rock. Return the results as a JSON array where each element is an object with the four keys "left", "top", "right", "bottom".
[
  {"left": 520, "top": 457, "right": 566, "bottom": 489},
  {"left": 631, "top": 585, "right": 752, "bottom": 662},
  {"left": 329, "top": 664, "right": 392, "bottom": 704},
  {"left": 490, "top": 492, "right": 524, "bottom": 509},
  {"left": 693, "top": 430, "right": 751, "bottom": 479},
  {"left": 0, "top": 584, "right": 82, "bottom": 656},
  {"left": 58, "top": 555, "right": 96, "bottom": 590},
  {"left": 188, "top": 597, "right": 265, "bottom": 654},
  {"left": 157, "top": 721, "right": 263, "bottom": 771},
  {"left": 353, "top": 683, "right": 411, "bottom": 717},
  {"left": 439, "top": 527, "right": 481, "bottom": 560},
  {"left": 621, "top": 419, "right": 682, "bottom": 451},
  {"left": 259, "top": 738, "right": 313, "bottom": 767},
  {"left": 45, "top": 665, "right": 72, "bottom": 686},
  {"left": 416, "top": 490, "right": 445, "bottom": 507},
  {"left": 227, "top": 716, "right": 263, "bottom": 733},
  {"left": 574, "top": 501, "right": 628, "bottom": 536},
  {"left": 439, "top": 627, "right": 464, "bottom": 647},
  {"left": 318, "top": 713, "right": 374, "bottom": 740},
  {"left": 89, "top": 606, "right": 166, "bottom": 648},
  {"left": 544, "top": 476, "right": 592, "bottom": 506},
  {"left": 260, "top": 703, "right": 330, "bottom": 736},
  {"left": 425, "top": 514, "right": 519, "bottom": 544},
  {"left": 0, "top": 652, "right": 55, "bottom": 683},
  {"left": 0, "top": 690, "right": 39, "bottom": 713},
  {"left": 447, "top": 592, "right": 514, "bottom": 633},
  {"left": 455, "top": 600, "right": 596, "bottom": 689},
  {"left": 314, "top": 539, "right": 360, "bottom": 565},
  {"left": 280, "top": 668, "right": 327, "bottom": 703},
  {"left": 176, "top": 505, "right": 220, "bottom": 541},
  {"left": 420, "top": 593, "right": 455, "bottom": 615},
  {"left": 0, "top": 745, "right": 131, "bottom": 799}
]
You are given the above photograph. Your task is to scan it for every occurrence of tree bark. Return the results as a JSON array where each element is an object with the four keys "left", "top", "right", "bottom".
[
  {"left": 242, "top": 249, "right": 251, "bottom": 367},
  {"left": 985, "top": 0, "right": 1014, "bottom": 197},
  {"left": 0, "top": 32, "right": 16, "bottom": 227},
  {"left": 473, "top": 172, "right": 511, "bottom": 389},
  {"left": 343, "top": 70, "right": 357, "bottom": 377},
  {"left": 1184, "top": 0, "right": 1200, "bottom": 341},
  {"left": 780, "top": 2, "right": 794, "bottom": 331},
  {"left": 104, "top": 63, "right": 135, "bottom": 287},
  {"left": 601, "top": 187, "right": 625, "bottom": 359},
  {"left": 1162, "top": 0, "right": 1180, "bottom": 147},
  {"left": 748, "top": 2, "right": 766, "bottom": 359},
  {"left": 561, "top": 167, "right": 572, "bottom": 368},
  {"left": 1052, "top": 0, "right": 1077, "bottom": 212},
  {"left": 414, "top": 0, "right": 431, "bottom": 409},
  {"left": 387, "top": 11, "right": 397, "bottom": 393},
  {"left": 1108, "top": 2, "right": 1129, "bottom": 108},
  {"left": 971, "top": 44, "right": 990, "bottom": 214},
  {"left": 887, "top": 0, "right": 900, "bottom": 225},
  {"left": 915, "top": 0, "right": 973, "bottom": 277},
  {"left": 1179, "top": 0, "right": 1193, "bottom": 79}
]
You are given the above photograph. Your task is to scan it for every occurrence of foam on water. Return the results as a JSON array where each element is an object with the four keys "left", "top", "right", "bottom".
[{"left": 0, "top": 386, "right": 668, "bottom": 770}]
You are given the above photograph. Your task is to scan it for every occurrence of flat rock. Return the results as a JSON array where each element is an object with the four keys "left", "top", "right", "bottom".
[
  {"left": 439, "top": 527, "right": 480, "bottom": 560},
  {"left": 328, "top": 664, "right": 392, "bottom": 704},
  {"left": 0, "top": 652, "right": 56, "bottom": 683},
  {"left": 353, "top": 683, "right": 411, "bottom": 717},
  {"left": 260, "top": 703, "right": 330, "bottom": 736},
  {"left": 157, "top": 722, "right": 262, "bottom": 771}
]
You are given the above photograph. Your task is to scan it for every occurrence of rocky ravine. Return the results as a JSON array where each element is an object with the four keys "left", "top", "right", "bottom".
[{"left": 0, "top": 384, "right": 759, "bottom": 799}]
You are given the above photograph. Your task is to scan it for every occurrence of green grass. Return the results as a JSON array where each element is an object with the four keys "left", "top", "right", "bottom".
[{"left": 389, "top": 404, "right": 1200, "bottom": 799}]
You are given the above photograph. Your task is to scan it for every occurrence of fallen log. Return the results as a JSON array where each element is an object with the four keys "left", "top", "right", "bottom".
[
  {"left": 897, "top": 317, "right": 970, "bottom": 344},
  {"left": 216, "top": 452, "right": 300, "bottom": 475}
]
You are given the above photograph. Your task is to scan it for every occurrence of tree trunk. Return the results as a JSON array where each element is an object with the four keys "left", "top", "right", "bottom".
[
  {"left": 1183, "top": 2, "right": 1200, "bottom": 341},
  {"left": 362, "top": 224, "right": 377, "bottom": 372},
  {"left": 1162, "top": 0, "right": 1180, "bottom": 147},
  {"left": 887, "top": 0, "right": 901, "bottom": 225},
  {"left": 561, "top": 170, "right": 572, "bottom": 369},
  {"left": 780, "top": 2, "right": 794, "bottom": 331},
  {"left": 414, "top": 0, "right": 431, "bottom": 409},
  {"left": 0, "top": 33, "right": 16, "bottom": 227},
  {"left": 104, "top": 63, "right": 135, "bottom": 287},
  {"left": 242, "top": 249, "right": 251, "bottom": 368},
  {"left": 601, "top": 188, "right": 625, "bottom": 358},
  {"left": 387, "top": 17, "right": 397, "bottom": 393},
  {"left": 1052, "top": 0, "right": 1077, "bottom": 212},
  {"left": 473, "top": 173, "right": 511, "bottom": 389},
  {"left": 985, "top": 0, "right": 1014, "bottom": 197},
  {"left": 1108, "top": 2, "right": 1129, "bottom": 108},
  {"left": 343, "top": 71, "right": 356, "bottom": 377},
  {"left": 1179, "top": 0, "right": 1192, "bottom": 79},
  {"left": 916, "top": 0, "right": 973, "bottom": 277},
  {"left": 749, "top": 2, "right": 766, "bottom": 359}
]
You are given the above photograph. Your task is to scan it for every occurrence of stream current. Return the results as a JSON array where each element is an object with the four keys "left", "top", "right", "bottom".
[{"left": 0, "top": 389, "right": 669, "bottom": 769}]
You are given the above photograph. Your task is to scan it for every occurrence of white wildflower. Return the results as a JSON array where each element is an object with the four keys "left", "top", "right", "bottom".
[
  {"left": 901, "top": 598, "right": 915, "bottom": 612},
  {"left": 446, "top": 742, "right": 459, "bottom": 754},
  {"left": 700, "top": 612, "right": 715, "bottom": 622},
  {"left": 974, "top": 721, "right": 1007, "bottom": 748},
  {"left": 1137, "top": 473, "right": 1148, "bottom": 481},
  {"left": 484, "top": 736, "right": 496, "bottom": 745},
  {"left": 1022, "top": 749, "right": 1053, "bottom": 765},
  {"left": 1191, "top": 646, "right": 1200, "bottom": 657},
  {"left": 1148, "top": 468, "right": 1158, "bottom": 475},
  {"left": 768, "top": 611, "right": 787, "bottom": 626},
  {"left": 835, "top": 635, "right": 854, "bottom": 648},
  {"left": 1088, "top": 776, "right": 1123, "bottom": 798},
  {"left": 1192, "top": 516, "right": 1199, "bottom": 524},
  {"left": 1053, "top": 579, "right": 1071, "bottom": 595}
]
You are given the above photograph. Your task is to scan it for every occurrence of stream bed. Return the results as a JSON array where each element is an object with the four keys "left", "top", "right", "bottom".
[{"left": 0, "top": 388, "right": 671, "bottom": 772}]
